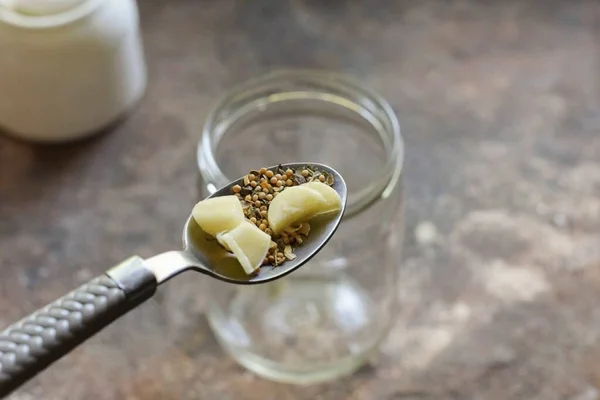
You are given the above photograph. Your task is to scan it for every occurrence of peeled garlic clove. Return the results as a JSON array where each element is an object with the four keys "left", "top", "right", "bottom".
[
  {"left": 216, "top": 221, "right": 271, "bottom": 275},
  {"left": 192, "top": 195, "right": 245, "bottom": 237},
  {"left": 268, "top": 182, "right": 342, "bottom": 235},
  {"left": 267, "top": 185, "right": 327, "bottom": 234},
  {"left": 302, "top": 181, "right": 342, "bottom": 214}
]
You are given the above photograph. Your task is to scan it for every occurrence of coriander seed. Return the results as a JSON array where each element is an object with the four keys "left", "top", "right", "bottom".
[
  {"left": 259, "top": 167, "right": 267, "bottom": 174},
  {"left": 266, "top": 170, "right": 274, "bottom": 178},
  {"left": 232, "top": 184, "right": 241, "bottom": 193},
  {"left": 259, "top": 223, "right": 267, "bottom": 231},
  {"left": 285, "top": 169, "right": 293, "bottom": 176},
  {"left": 266, "top": 194, "right": 273, "bottom": 201},
  {"left": 286, "top": 179, "right": 293, "bottom": 186},
  {"left": 252, "top": 194, "right": 258, "bottom": 201},
  {"left": 244, "top": 195, "right": 252, "bottom": 202},
  {"left": 301, "top": 169, "right": 309, "bottom": 177},
  {"left": 319, "top": 175, "right": 326, "bottom": 182},
  {"left": 270, "top": 176, "right": 277, "bottom": 184},
  {"left": 254, "top": 201, "right": 262, "bottom": 207},
  {"left": 258, "top": 192, "right": 266, "bottom": 199},
  {"left": 250, "top": 217, "right": 257, "bottom": 224}
]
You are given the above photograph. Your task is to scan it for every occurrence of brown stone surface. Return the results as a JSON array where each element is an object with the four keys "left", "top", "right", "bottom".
[{"left": 1, "top": 0, "right": 600, "bottom": 398}]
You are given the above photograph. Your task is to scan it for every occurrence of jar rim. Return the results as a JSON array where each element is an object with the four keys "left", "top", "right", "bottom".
[
  {"left": 197, "top": 69, "right": 404, "bottom": 218},
  {"left": 0, "top": 0, "right": 103, "bottom": 29}
]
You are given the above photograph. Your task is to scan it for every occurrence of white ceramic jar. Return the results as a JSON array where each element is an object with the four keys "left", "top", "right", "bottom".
[{"left": 0, "top": 0, "right": 147, "bottom": 142}]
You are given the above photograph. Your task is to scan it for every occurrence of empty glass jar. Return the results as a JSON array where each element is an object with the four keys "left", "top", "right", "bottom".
[{"left": 197, "top": 70, "right": 404, "bottom": 384}]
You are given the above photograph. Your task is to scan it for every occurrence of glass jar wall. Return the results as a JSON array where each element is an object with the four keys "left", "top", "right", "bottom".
[{"left": 197, "top": 70, "right": 404, "bottom": 384}]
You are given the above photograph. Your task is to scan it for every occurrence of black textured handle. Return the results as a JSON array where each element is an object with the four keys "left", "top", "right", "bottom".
[{"left": 0, "top": 257, "right": 156, "bottom": 398}]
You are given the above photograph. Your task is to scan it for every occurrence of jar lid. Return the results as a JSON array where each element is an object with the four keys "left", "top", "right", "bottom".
[{"left": 0, "top": 0, "right": 86, "bottom": 15}]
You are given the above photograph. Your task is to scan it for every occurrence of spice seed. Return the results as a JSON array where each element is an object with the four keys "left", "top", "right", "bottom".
[{"left": 232, "top": 165, "right": 336, "bottom": 269}]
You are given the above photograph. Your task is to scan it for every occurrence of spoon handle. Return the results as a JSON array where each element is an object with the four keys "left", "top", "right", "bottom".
[{"left": 0, "top": 256, "right": 156, "bottom": 397}]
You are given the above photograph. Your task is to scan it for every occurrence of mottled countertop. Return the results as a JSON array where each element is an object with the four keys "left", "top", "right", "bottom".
[{"left": 1, "top": 0, "right": 600, "bottom": 399}]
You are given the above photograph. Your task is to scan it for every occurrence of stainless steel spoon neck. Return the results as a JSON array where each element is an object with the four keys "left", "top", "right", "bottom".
[{"left": 143, "top": 250, "right": 200, "bottom": 285}]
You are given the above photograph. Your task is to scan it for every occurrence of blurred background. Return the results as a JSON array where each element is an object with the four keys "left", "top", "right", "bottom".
[{"left": 1, "top": 0, "right": 600, "bottom": 399}]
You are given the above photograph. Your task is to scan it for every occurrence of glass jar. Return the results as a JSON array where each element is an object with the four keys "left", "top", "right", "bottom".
[
  {"left": 197, "top": 70, "right": 404, "bottom": 384},
  {"left": 0, "top": 0, "right": 147, "bottom": 142}
]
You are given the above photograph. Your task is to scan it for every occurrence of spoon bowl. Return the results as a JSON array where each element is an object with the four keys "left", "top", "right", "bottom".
[
  {"left": 146, "top": 162, "right": 347, "bottom": 284},
  {"left": 183, "top": 162, "right": 347, "bottom": 283}
]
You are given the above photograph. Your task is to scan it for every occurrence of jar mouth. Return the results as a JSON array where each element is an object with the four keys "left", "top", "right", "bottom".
[
  {"left": 197, "top": 70, "right": 403, "bottom": 218},
  {"left": 0, "top": 0, "right": 103, "bottom": 29}
]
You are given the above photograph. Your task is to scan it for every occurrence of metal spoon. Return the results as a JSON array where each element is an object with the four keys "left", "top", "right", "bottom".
[{"left": 0, "top": 162, "right": 347, "bottom": 397}]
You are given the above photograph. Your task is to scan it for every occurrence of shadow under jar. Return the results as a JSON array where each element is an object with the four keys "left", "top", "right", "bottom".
[{"left": 197, "top": 70, "right": 404, "bottom": 384}]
